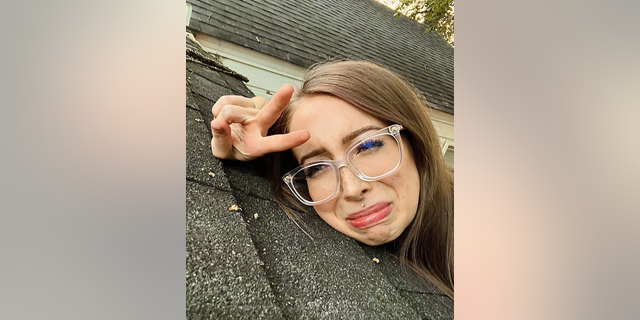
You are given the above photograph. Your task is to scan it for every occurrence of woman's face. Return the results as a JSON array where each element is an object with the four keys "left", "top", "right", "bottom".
[{"left": 289, "top": 94, "right": 420, "bottom": 246}]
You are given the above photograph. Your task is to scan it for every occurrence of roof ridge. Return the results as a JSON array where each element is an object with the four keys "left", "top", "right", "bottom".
[{"left": 186, "top": 31, "right": 250, "bottom": 82}]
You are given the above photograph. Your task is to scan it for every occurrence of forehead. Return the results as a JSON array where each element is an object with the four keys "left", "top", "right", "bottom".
[
  {"left": 289, "top": 95, "right": 380, "bottom": 132},
  {"left": 289, "top": 95, "right": 386, "bottom": 157}
]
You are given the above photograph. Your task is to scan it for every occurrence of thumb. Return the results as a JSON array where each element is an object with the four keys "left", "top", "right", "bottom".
[{"left": 210, "top": 118, "right": 233, "bottom": 159}]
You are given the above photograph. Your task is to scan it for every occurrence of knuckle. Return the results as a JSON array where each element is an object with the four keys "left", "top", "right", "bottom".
[
  {"left": 212, "top": 96, "right": 232, "bottom": 115},
  {"left": 218, "top": 104, "right": 235, "bottom": 119},
  {"left": 217, "top": 95, "right": 231, "bottom": 105}
]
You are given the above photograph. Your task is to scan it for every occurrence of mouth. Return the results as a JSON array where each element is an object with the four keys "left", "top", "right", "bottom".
[{"left": 346, "top": 202, "right": 392, "bottom": 229}]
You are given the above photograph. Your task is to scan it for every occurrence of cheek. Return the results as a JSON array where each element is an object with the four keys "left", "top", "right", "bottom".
[
  {"left": 313, "top": 201, "right": 340, "bottom": 224},
  {"left": 391, "top": 165, "right": 420, "bottom": 214},
  {"left": 388, "top": 169, "right": 419, "bottom": 198}
]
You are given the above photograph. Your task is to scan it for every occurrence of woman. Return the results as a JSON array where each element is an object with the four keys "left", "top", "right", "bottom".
[{"left": 210, "top": 60, "right": 454, "bottom": 299}]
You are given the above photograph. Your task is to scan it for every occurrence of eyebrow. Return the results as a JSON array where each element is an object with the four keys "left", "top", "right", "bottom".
[
  {"left": 298, "top": 126, "right": 382, "bottom": 165},
  {"left": 299, "top": 147, "right": 329, "bottom": 166},
  {"left": 341, "top": 125, "right": 382, "bottom": 146}
]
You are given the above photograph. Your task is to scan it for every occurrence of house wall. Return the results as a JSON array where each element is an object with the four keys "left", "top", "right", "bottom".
[
  {"left": 428, "top": 108, "right": 455, "bottom": 168},
  {"left": 194, "top": 33, "right": 305, "bottom": 100},
  {"left": 194, "top": 33, "right": 453, "bottom": 166}
]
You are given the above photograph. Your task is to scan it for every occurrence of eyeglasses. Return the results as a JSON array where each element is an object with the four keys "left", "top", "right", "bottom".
[{"left": 282, "top": 124, "right": 404, "bottom": 206}]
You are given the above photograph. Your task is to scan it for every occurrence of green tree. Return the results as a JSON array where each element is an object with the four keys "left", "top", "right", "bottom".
[{"left": 384, "top": 0, "right": 454, "bottom": 46}]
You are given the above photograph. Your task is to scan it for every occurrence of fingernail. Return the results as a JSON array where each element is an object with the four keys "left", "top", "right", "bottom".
[{"left": 211, "top": 124, "right": 224, "bottom": 134}]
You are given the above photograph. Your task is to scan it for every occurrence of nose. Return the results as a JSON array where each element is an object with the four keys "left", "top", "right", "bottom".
[{"left": 338, "top": 166, "right": 371, "bottom": 201}]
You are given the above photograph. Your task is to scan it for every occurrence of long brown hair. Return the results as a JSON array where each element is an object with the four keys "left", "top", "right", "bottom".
[{"left": 265, "top": 60, "right": 454, "bottom": 298}]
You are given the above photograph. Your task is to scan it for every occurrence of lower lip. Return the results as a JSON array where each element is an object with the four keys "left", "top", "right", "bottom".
[{"left": 347, "top": 204, "right": 392, "bottom": 229}]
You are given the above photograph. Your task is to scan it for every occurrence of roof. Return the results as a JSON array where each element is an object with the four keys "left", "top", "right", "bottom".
[
  {"left": 186, "top": 32, "right": 454, "bottom": 319},
  {"left": 186, "top": 0, "right": 454, "bottom": 115}
]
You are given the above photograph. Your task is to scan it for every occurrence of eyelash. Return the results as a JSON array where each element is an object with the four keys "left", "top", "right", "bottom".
[
  {"left": 304, "top": 164, "right": 329, "bottom": 178},
  {"left": 355, "top": 139, "right": 385, "bottom": 153},
  {"left": 301, "top": 136, "right": 386, "bottom": 166}
]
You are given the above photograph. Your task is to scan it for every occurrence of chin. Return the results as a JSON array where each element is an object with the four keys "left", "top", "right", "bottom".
[{"left": 356, "top": 227, "right": 399, "bottom": 246}]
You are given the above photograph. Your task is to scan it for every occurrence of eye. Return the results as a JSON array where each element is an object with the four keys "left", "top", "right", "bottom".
[
  {"left": 303, "top": 164, "right": 330, "bottom": 178},
  {"left": 355, "top": 138, "right": 386, "bottom": 154}
]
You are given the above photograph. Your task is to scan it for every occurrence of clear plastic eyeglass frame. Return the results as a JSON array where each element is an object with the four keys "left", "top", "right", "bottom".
[{"left": 282, "top": 124, "right": 404, "bottom": 206}]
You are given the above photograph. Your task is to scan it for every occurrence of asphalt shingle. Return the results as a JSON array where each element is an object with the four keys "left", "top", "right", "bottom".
[
  {"left": 187, "top": 0, "right": 454, "bottom": 114},
  {"left": 186, "top": 181, "right": 284, "bottom": 319},
  {"left": 186, "top": 107, "right": 228, "bottom": 188},
  {"left": 230, "top": 191, "right": 423, "bottom": 320}
]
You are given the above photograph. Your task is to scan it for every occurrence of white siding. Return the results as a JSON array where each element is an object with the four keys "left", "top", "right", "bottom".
[{"left": 194, "top": 33, "right": 305, "bottom": 99}]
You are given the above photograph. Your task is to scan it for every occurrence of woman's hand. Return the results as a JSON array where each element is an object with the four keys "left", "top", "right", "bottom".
[{"left": 210, "top": 84, "right": 310, "bottom": 161}]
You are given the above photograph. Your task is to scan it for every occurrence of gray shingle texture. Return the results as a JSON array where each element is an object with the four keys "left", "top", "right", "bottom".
[
  {"left": 186, "top": 181, "right": 284, "bottom": 319},
  {"left": 187, "top": 0, "right": 454, "bottom": 115},
  {"left": 186, "top": 31, "right": 453, "bottom": 319}
]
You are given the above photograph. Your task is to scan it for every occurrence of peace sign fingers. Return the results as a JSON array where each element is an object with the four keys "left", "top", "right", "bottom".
[{"left": 256, "top": 84, "right": 295, "bottom": 135}]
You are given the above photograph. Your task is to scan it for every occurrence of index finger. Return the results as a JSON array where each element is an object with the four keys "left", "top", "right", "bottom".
[{"left": 256, "top": 83, "right": 294, "bottom": 129}]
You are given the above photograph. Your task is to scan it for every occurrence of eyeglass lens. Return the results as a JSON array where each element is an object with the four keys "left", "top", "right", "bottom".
[{"left": 291, "top": 134, "right": 401, "bottom": 203}]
